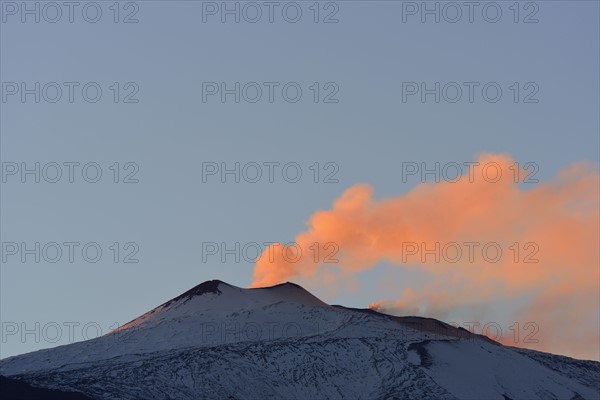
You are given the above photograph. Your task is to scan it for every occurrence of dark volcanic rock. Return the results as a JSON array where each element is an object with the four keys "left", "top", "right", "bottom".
[{"left": 0, "top": 376, "right": 94, "bottom": 400}]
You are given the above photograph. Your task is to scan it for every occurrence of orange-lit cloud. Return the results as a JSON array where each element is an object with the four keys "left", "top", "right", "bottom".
[{"left": 249, "top": 153, "right": 599, "bottom": 360}]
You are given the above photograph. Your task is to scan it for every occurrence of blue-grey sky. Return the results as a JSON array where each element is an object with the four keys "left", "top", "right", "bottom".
[{"left": 1, "top": 0, "right": 599, "bottom": 359}]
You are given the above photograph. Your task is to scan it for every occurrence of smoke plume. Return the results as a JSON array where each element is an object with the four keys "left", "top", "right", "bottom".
[{"left": 250, "top": 153, "right": 599, "bottom": 360}]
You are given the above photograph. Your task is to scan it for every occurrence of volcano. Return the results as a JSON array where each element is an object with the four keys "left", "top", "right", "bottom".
[{"left": 1, "top": 280, "right": 598, "bottom": 399}]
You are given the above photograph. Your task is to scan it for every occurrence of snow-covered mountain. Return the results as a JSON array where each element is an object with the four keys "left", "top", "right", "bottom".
[{"left": 1, "top": 280, "right": 598, "bottom": 399}]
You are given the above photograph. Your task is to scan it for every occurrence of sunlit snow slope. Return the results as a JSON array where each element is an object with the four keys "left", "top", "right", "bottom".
[{"left": 1, "top": 280, "right": 598, "bottom": 400}]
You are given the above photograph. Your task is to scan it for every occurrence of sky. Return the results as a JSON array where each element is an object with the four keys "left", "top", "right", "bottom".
[{"left": 0, "top": 0, "right": 599, "bottom": 360}]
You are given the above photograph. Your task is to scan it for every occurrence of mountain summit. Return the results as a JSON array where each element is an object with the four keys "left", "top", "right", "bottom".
[
  {"left": 117, "top": 280, "right": 328, "bottom": 332},
  {"left": 1, "top": 280, "right": 599, "bottom": 399}
]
